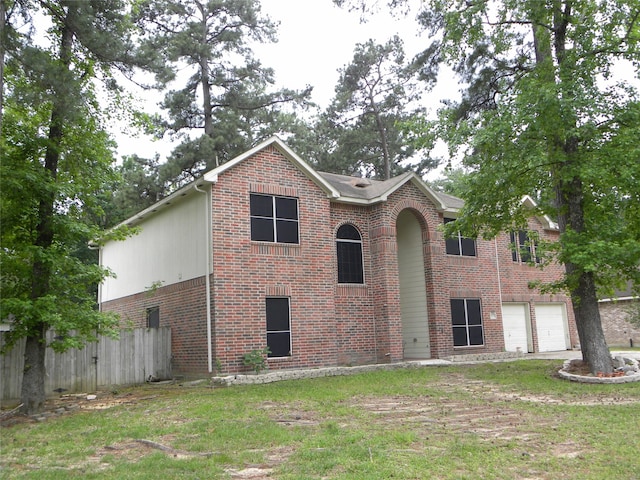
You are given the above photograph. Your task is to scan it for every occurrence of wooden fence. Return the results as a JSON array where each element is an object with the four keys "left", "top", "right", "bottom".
[{"left": 0, "top": 328, "right": 171, "bottom": 404}]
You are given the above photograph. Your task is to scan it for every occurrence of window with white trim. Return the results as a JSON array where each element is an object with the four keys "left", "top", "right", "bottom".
[
  {"left": 444, "top": 218, "right": 477, "bottom": 257},
  {"left": 336, "top": 224, "right": 364, "bottom": 284},
  {"left": 250, "top": 194, "right": 299, "bottom": 244},
  {"left": 450, "top": 299, "right": 484, "bottom": 347},
  {"left": 266, "top": 297, "right": 292, "bottom": 357}
]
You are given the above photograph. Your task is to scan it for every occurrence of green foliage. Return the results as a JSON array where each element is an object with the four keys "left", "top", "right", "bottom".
[
  {"left": 1, "top": 0, "right": 147, "bottom": 411},
  {"left": 242, "top": 347, "right": 270, "bottom": 374},
  {"left": 312, "top": 36, "right": 438, "bottom": 179},
  {"left": 427, "top": 167, "right": 469, "bottom": 197},
  {"left": 133, "top": 0, "right": 313, "bottom": 191}
]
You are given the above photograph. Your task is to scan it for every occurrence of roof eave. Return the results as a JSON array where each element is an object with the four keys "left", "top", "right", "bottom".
[
  {"left": 203, "top": 135, "right": 341, "bottom": 199},
  {"left": 521, "top": 195, "right": 558, "bottom": 231}
]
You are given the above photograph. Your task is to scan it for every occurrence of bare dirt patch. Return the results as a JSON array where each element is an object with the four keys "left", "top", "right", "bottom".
[{"left": 1, "top": 387, "right": 171, "bottom": 427}]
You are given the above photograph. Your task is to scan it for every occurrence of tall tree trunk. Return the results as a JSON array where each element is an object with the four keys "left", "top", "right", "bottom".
[
  {"left": 556, "top": 175, "right": 613, "bottom": 374},
  {"left": 20, "top": 6, "right": 75, "bottom": 415},
  {"left": 369, "top": 92, "right": 391, "bottom": 179},
  {"left": 0, "top": 0, "right": 6, "bottom": 136},
  {"left": 196, "top": 1, "right": 214, "bottom": 140}
]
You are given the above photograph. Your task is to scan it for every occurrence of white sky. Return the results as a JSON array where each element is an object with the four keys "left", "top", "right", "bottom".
[{"left": 115, "top": 0, "right": 458, "bottom": 172}]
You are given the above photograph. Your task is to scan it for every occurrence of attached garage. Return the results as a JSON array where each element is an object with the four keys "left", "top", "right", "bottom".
[
  {"left": 534, "top": 303, "right": 570, "bottom": 352},
  {"left": 502, "top": 303, "right": 532, "bottom": 353}
]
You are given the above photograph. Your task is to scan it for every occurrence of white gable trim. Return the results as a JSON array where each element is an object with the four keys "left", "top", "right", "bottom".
[
  {"left": 203, "top": 136, "right": 340, "bottom": 199},
  {"left": 521, "top": 195, "right": 558, "bottom": 230}
]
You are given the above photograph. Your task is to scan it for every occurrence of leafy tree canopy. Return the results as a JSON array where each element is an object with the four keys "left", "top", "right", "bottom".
[
  {"left": 134, "top": 0, "right": 313, "bottom": 191},
  {"left": 309, "top": 36, "right": 438, "bottom": 179}
]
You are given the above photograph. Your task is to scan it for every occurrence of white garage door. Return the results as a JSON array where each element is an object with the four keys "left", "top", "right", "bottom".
[
  {"left": 535, "top": 304, "right": 570, "bottom": 352},
  {"left": 502, "top": 303, "right": 531, "bottom": 353}
]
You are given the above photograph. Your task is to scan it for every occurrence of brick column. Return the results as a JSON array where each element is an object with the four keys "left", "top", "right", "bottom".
[{"left": 369, "top": 224, "right": 403, "bottom": 363}]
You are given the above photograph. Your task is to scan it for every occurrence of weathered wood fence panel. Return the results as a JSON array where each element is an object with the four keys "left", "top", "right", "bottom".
[
  {"left": 96, "top": 328, "right": 172, "bottom": 388},
  {"left": 1, "top": 328, "right": 171, "bottom": 404}
]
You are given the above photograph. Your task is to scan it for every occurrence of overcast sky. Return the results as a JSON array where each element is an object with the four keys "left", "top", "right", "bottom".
[{"left": 254, "top": 0, "right": 431, "bottom": 107}]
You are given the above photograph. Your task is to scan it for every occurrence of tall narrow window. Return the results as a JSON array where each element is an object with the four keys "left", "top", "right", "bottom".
[
  {"left": 146, "top": 306, "right": 160, "bottom": 329},
  {"left": 510, "top": 230, "right": 539, "bottom": 263},
  {"left": 444, "top": 218, "right": 476, "bottom": 257},
  {"left": 266, "top": 297, "right": 291, "bottom": 357},
  {"left": 450, "top": 299, "right": 484, "bottom": 347},
  {"left": 336, "top": 224, "right": 364, "bottom": 284},
  {"left": 250, "top": 194, "right": 299, "bottom": 244}
]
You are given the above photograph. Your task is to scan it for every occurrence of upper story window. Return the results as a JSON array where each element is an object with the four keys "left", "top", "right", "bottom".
[
  {"left": 510, "top": 230, "right": 540, "bottom": 264},
  {"left": 250, "top": 193, "right": 299, "bottom": 244},
  {"left": 444, "top": 218, "right": 477, "bottom": 257},
  {"left": 336, "top": 224, "right": 364, "bottom": 284}
]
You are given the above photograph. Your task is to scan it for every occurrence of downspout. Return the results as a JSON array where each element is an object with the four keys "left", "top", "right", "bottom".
[
  {"left": 194, "top": 182, "right": 213, "bottom": 373},
  {"left": 494, "top": 238, "right": 504, "bottom": 312}
]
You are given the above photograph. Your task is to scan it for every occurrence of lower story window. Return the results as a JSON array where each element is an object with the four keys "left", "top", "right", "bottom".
[
  {"left": 450, "top": 299, "right": 484, "bottom": 347},
  {"left": 266, "top": 297, "right": 292, "bottom": 357},
  {"left": 147, "top": 306, "right": 160, "bottom": 328}
]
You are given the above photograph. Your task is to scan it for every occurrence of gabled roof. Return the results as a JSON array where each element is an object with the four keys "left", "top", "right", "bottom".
[
  {"left": 318, "top": 170, "right": 448, "bottom": 210},
  {"left": 203, "top": 135, "right": 448, "bottom": 210},
  {"left": 203, "top": 136, "right": 340, "bottom": 199}
]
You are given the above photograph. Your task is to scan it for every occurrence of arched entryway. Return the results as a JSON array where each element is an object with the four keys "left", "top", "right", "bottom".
[{"left": 396, "top": 209, "right": 430, "bottom": 359}]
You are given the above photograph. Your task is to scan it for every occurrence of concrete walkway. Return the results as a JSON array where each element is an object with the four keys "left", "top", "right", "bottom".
[
  {"left": 526, "top": 350, "right": 640, "bottom": 361},
  {"left": 212, "top": 350, "right": 640, "bottom": 386}
]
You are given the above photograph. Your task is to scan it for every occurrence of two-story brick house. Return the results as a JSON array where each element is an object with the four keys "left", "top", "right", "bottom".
[{"left": 99, "top": 136, "right": 578, "bottom": 375}]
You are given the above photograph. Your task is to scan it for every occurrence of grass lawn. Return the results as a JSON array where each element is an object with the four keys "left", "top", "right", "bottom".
[{"left": 1, "top": 360, "right": 639, "bottom": 479}]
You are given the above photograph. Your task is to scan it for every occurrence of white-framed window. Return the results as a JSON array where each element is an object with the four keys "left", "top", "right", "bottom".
[{"left": 509, "top": 230, "right": 539, "bottom": 264}]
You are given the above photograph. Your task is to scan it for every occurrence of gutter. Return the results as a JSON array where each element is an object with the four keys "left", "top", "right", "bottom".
[{"left": 194, "top": 181, "right": 214, "bottom": 374}]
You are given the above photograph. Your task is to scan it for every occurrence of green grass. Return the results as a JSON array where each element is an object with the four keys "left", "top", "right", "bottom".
[{"left": 2, "top": 360, "right": 639, "bottom": 479}]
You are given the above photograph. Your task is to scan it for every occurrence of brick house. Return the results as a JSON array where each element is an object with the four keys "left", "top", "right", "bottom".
[{"left": 99, "top": 136, "right": 578, "bottom": 375}]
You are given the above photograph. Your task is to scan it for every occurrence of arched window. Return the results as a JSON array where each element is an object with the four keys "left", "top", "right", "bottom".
[{"left": 336, "top": 224, "right": 364, "bottom": 284}]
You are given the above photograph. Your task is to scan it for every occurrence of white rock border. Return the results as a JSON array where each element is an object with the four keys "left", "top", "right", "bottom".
[{"left": 558, "top": 356, "right": 640, "bottom": 384}]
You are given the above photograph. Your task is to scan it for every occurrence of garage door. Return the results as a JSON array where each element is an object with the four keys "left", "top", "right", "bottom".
[
  {"left": 502, "top": 303, "right": 531, "bottom": 353},
  {"left": 535, "top": 304, "right": 570, "bottom": 352}
]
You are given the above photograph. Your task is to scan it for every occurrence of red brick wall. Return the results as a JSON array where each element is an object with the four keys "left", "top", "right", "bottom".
[
  {"left": 331, "top": 203, "right": 378, "bottom": 366},
  {"left": 382, "top": 183, "right": 505, "bottom": 359},
  {"left": 210, "top": 145, "right": 337, "bottom": 373},
  {"left": 599, "top": 299, "right": 640, "bottom": 347},
  {"left": 101, "top": 277, "right": 210, "bottom": 375}
]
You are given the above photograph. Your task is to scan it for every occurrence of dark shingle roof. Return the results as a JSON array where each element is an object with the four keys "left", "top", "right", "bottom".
[
  {"left": 318, "top": 171, "right": 463, "bottom": 211},
  {"left": 436, "top": 191, "right": 465, "bottom": 210},
  {"left": 318, "top": 171, "right": 413, "bottom": 201}
]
